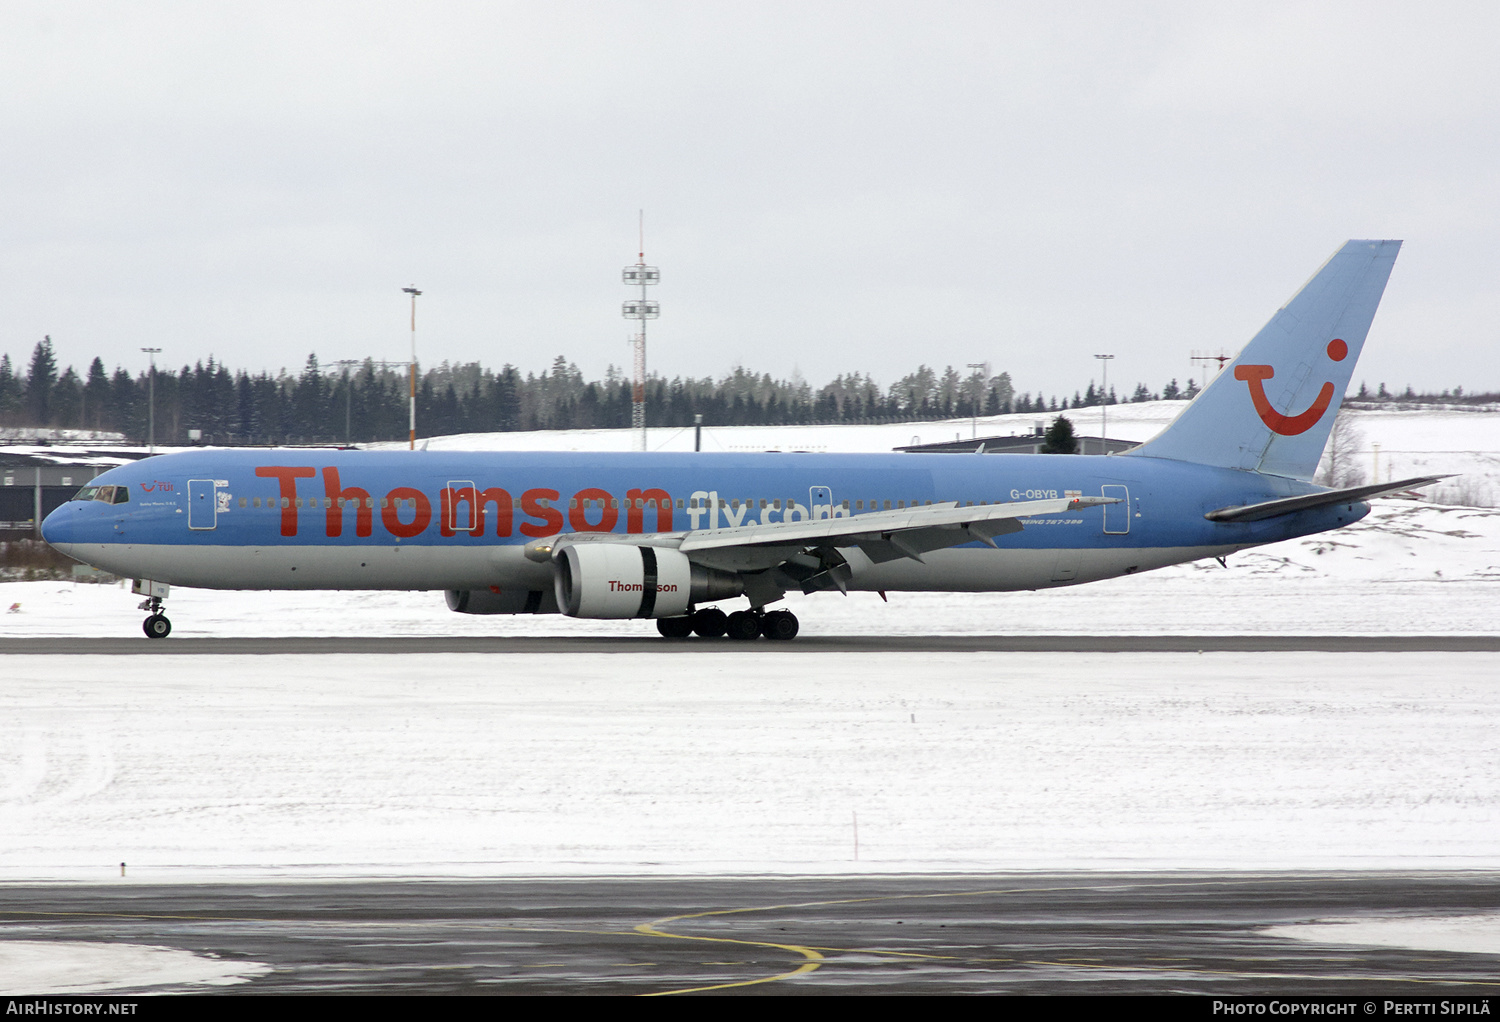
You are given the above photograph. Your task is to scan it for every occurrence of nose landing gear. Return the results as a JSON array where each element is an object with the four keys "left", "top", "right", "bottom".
[
  {"left": 142, "top": 607, "right": 172, "bottom": 639},
  {"left": 139, "top": 595, "right": 171, "bottom": 638},
  {"left": 133, "top": 579, "right": 173, "bottom": 639}
]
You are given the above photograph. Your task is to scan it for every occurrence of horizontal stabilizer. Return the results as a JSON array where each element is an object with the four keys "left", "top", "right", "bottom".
[{"left": 1204, "top": 475, "right": 1448, "bottom": 523}]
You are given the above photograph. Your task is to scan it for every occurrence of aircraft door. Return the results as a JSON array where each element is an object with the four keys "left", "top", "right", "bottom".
[
  {"left": 447, "top": 479, "right": 477, "bottom": 532},
  {"left": 1101, "top": 484, "right": 1130, "bottom": 534},
  {"left": 809, "top": 486, "right": 833, "bottom": 520},
  {"left": 188, "top": 479, "right": 217, "bottom": 530}
]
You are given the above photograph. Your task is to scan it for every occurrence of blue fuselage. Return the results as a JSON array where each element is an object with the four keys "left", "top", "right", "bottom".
[{"left": 42, "top": 448, "right": 1365, "bottom": 594}]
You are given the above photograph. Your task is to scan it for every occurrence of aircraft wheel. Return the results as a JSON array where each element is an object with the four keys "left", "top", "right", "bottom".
[
  {"left": 726, "top": 610, "right": 762, "bottom": 641},
  {"left": 143, "top": 614, "right": 172, "bottom": 639},
  {"left": 761, "top": 610, "right": 799, "bottom": 641},
  {"left": 656, "top": 616, "right": 694, "bottom": 639},
  {"left": 690, "top": 607, "right": 728, "bottom": 638}
]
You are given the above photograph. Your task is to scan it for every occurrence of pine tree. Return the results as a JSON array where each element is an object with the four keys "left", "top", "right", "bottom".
[
  {"left": 85, "top": 358, "right": 110, "bottom": 429},
  {"left": 25, "top": 336, "right": 58, "bottom": 424},
  {"left": 0, "top": 355, "right": 22, "bottom": 421},
  {"left": 1041, "top": 415, "right": 1078, "bottom": 454}
]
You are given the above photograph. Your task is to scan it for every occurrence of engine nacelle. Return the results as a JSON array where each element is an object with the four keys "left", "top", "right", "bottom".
[{"left": 552, "top": 543, "right": 741, "bottom": 619}]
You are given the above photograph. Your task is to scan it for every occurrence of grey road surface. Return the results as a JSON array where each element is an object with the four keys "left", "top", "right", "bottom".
[{"left": 2, "top": 873, "right": 1498, "bottom": 995}]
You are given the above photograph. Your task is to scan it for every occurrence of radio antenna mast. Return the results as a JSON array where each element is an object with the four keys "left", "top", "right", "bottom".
[
  {"left": 621, "top": 210, "right": 659, "bottom": 452},
  {"left": 1190, "top": 349, "right": 1231, "bottom": 396}
]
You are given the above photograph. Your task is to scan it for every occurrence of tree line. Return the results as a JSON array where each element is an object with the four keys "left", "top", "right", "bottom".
[{"left": 0, "top": 336, "right": 1488, "bottom": 446}]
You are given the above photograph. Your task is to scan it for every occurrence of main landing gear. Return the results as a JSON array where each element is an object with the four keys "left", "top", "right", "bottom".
[
  {"left": 140, "top": 597, "right": 171, "bottom": 639},
  {"left": 655, "top": 606, "right": 799, "bottom": 641}
]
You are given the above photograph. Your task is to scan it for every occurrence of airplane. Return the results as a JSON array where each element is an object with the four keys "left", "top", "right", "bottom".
[{"left": 41, "top": 239, "right": 1442, "bottom": 640}]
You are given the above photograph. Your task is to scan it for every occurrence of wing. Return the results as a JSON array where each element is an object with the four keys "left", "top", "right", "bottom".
[{"left": 526, "top": 495, "right": 1117, "bottom": 605}]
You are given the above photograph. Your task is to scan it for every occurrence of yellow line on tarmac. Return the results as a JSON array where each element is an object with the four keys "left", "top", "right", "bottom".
[
  {"left": 629, "top": 874, "right": 1490, "bottom": 995},
  {"left": 634, "top": 907, "right": 825, "bottom": 995}
]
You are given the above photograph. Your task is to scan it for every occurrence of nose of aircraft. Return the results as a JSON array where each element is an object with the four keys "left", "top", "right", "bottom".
[{"left": 40, "top": 503, "right": 74, "bottom": 548}]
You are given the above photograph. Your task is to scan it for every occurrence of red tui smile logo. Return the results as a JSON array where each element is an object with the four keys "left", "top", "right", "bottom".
[{"left": 1234, "top": 339, "right": 1347, "bottom": 436}]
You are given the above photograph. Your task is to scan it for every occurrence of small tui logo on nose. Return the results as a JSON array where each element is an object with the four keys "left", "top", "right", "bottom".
[{"left": 1234, "top": 339, "right": 1347, "bottom": 436}]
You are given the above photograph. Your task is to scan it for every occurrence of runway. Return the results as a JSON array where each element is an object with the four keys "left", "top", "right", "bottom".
[
  {"left": 3, "top": 634, "right": 1499, "bottom": 654},
  {"left": 3, "top": 873, "right": 1498, "bottom": 994}
]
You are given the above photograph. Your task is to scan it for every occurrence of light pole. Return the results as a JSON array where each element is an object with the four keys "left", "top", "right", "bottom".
[
  {"left": 402, "top": 287, "right": 421, "bottom": 450},
  {"left": 966, "top": 362, "right": 988, "bottom": 440},
  {"left": 621, "top": 214, "right": 659, "bottom": 453},
  {"left": 1094, "top": 354, "right": 1114, "bottom": 455},
  {"left": 140, "top": 347, "right": 161, "bottom": 453}
]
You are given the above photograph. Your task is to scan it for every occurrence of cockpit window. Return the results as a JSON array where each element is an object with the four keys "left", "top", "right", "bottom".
[{"left": 70, "top": 485, "right": 129, "bottom": 504}]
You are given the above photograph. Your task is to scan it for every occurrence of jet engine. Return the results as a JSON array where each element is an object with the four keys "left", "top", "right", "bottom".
[{"left": 552, "top": 543, "right": 741, "bottom": 619}]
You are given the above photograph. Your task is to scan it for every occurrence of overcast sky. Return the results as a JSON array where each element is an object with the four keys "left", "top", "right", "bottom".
[{"left": 3, "top": 1, "right": 1497, "bottom": 400}]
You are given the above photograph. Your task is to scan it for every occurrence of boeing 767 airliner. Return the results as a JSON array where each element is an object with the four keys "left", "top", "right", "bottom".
[{"left": 42, "top": 240, "right": 1440, "bottom": 639}]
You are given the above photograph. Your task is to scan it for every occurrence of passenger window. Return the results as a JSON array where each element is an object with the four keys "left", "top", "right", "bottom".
[
  {"left": 238, "top": 498, "right": 246, "bottom": 508},
  {"left": 676, "top": 499, "right": 683, "bottom": 509},
  {"left": 281, "top": 497, "right": 290, "bottom": 508}
]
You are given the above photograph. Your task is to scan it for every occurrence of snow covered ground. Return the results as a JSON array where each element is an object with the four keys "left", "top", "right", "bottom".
[
  {"left": 1265, "top": 916, "right": 1500, "bottom": 959},
  {"left": 2, "top": 649, "right": 1497, "bottom": 882},
  {"left": 0, "top": 941, "right": 268, "bottom": 994},
  {"left": 1, "top": 411, "right": 1497, "bottom": 875}
]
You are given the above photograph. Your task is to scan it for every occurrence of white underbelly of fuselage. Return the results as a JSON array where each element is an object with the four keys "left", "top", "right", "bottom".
[{"left": 56, "top": 540, "right": 1242, "bottom": 594}]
